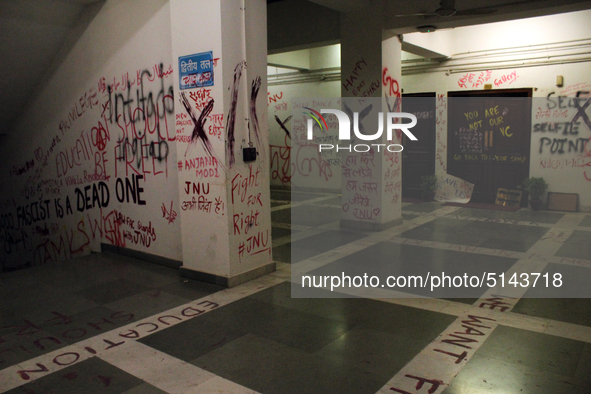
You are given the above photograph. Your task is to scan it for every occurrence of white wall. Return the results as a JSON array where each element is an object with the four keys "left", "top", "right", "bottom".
[
  {"left": 170, "top": 0, "right": 272, "bottom": 279},
  {"left": 266, "top": 10, "right": 591, "bottom": 211},
  {"left": 444, "top": 10, "right": 591, "bottom": 52},
  {"left": 268, "top": 80, "right": 341, "bottom": 189},
  {"left": 403, "top": 10, "right": 591, "bottom": 210},
  {"left": 0, "top": 0, "right": 181, "bottom": 272},
  {"left": 169, "top": 0, "right": 229, "bottom": 277},
  {"left": 268, "top": 44, "right": 342, "bottom": 189},
  {"left": 220, "top": 0, "right": 273, "bottom": 277}
]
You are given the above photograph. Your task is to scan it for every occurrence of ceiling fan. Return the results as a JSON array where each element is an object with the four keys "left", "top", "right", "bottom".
[{"left": 394, "top": 0, "right": 499, "bottom": 17}]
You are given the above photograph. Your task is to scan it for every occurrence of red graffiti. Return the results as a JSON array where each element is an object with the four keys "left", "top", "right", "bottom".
[
  {"left": 161, "top": 201, "right": 177, "bottom": 225},
  {"left": 267, "top": 91, "right": 283, "bottom": 105},
  {"left": 91, "top": 118, "right": 111, "bottom": 151},
  {"left": 294, "top": 144, "right": 333, "bottom": 182},
  {"left": 270, "top": 144, "right": 291, "bottom": 185},
  {"left": 382, "top": 67, "right": 401, "bottom": 98},
  {"left": 103, "top": 210, "right": 125, "bottom": 247}
]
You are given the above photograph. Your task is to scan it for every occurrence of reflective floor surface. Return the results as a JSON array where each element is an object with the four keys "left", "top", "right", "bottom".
[{"left": 1, "top": 189, "right": 590, "bottom": 393}]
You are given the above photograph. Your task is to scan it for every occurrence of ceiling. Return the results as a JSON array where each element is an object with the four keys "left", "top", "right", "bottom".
[{"left": 1, "top": 0, "right": 590, "bottom": 135}]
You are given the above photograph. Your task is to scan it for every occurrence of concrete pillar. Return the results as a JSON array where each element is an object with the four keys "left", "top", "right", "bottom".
[
  {"left": 339, "top": 1, "right": 403, "bottom": 230},
  {"left": 340, "top": 1, "right": 382, "bottom": 100},
  {"left": 381, "top": 35, "right": 404, "bottom": 223},
  {"left": 170, "top": 0, "right": 273, "bottom": 287}
]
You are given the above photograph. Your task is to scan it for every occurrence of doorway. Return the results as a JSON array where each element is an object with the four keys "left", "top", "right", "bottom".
[
  {"left": 447, "top": 89, "right": 532, "bottom": 204},
  {"left": 402, "top": 93, "right": 436, "bottom": 199}
]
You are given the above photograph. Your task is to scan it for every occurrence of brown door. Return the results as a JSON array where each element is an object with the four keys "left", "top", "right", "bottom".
[
  {"left": 402, "top": 93, "right": 436, "bottom": 199},
  {"left": 447, "top": 89, "right": 531, "bottom": 204}
]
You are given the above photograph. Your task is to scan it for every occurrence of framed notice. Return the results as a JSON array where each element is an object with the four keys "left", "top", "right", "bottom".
[
  {"left": 179, "top": 51, "right": 214, "bottom": 90},
  {"left": 495, "top": 188, "right": 522, "bottom": 207},
  {"left": 547, "top": 192, "right": 578, "bottom": 212}
]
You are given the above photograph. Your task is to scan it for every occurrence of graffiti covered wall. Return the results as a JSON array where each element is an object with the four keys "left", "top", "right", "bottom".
[
  {"left": 265, "top": 11, "right": 591, "bottom": 210},
  {"left": 268, "top": 80, "right": 341, "bottom": 189},
  {"left": 405, "top": 64, "right": 591, "bottom": 210},
  {"left": 0, "top": 0, "right": 182, "bottom": 273},
  {"left": 401, "top": 11, "right": 591, "bottom": 210},
  {"left": 169, "top": 0, "right": 272, "bottom": 279},
  {"left": 530, "top": 85, "right": 591, "bottom": 205}
]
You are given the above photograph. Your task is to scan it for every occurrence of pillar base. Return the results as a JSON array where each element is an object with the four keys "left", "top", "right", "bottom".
[
  {"left": 340, "top": 217, "right": 402, "bottom": 231},
  {"left": 179, "top": 262, "right": 276, "bottom": 288}
]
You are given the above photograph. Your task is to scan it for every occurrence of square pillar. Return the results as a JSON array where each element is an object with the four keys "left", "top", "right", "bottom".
[
  {"left": 170, "top": 0, "right": 273, "bottom": 287},
  {"left": 339, "top": 1, "right": 404, "bottom": 230}
]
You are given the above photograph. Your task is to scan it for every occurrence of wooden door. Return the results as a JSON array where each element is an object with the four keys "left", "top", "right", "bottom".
[
  {"left": 402, "top": 93, "right": 436, "bottom": 199},
  {"left": 447, "top": 89, "right": 531, "bottom": 204}
]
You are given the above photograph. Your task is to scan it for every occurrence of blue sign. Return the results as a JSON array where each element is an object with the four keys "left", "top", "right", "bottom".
[{"left": 179, "top": 51, "right": 214, "bottom": 90}]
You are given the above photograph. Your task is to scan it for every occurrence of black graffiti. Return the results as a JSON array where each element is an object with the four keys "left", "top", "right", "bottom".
[
  {"left": 539, "top": 137, "right": 590, "bottom": 154},
  {"left": 184, "top": 182, "right": 210, "bottom": 195},
  {"left": 16, "top": 200, "right": 51, "bottom": 227},
  {"left": 0, "top": 212, "right": 15, "bottom": 230},
  {"left": 546, "top": 92, "right": 587, "bottom": 110},
  {"left": 385, "top": 94, "right": 401, "bottom": 113},
  {"left": 115, "top": 175, "right": 146, "bottom": 205},
  {"left": 54, "top": 198, "right": 64, "bottom": 218},
  {"left": 533, "top": 122, "right": 579, "bottom": 135},
  {"left": 114, "top": 136, "right": 169, "bottom": 168},
  {"left": 181, "top": 92, "right": 215, "bottom": 158},
  {"left": 572, "top": 91, "right": 591, "bottom": 132},
  {"left": 1, "top": 228, "right": 30, "bottom": 256},
  {"left": 249, "top": 76, "right": 262, "bottom": 147},
  {"left": 226, "top": 62, "right": 246, "bottom": 168},
  {"left": 275, "top": 115, "right": 292, "bottom": 138},
  {"left": 343, "top": 101, "right": 373, "bottom": 142},
  {"left": 9, "top": 160, "right": 35, "bottom": 177},
  {"left": 74, "top": 182, "right": 110, "bottom": 212},
  {"left": 105, "top": 64, "right": 174, "bottom": 131}
]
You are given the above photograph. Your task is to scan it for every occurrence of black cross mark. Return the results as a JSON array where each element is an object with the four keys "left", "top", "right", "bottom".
[
  {"left": 385, "top": 94, "right": 406, "bottom": 142},
  {"left": 274, "top": 115, "right": 292, "bottom": 138},
  {"left": 249, "top": 76, "right": 262, "bottom": 146},
  {"left": 180, "top": 92, "right": 215, "bottom": 159},
  {"left": 385, "top": 94, "right": 401, "bottom": 113},
  {"left": 572, "top": 92, "right": 591, "bottom": 132},
  {"left": 226, "top": 61, "right": 246, "bottom": 169},
  {"left": 343, "top": 101, "right": 373, "bottom": 143}
]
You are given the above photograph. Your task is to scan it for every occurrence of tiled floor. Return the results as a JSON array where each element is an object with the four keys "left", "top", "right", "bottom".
[
  {"left": 4, "top": 358, "right": 154, "bottom": 394},
  {"left": 444, "top": 326, "right": 591, "bottom": 394},
  {"left": 1, "top": 189, "right": 590, "bottom": 393}
]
